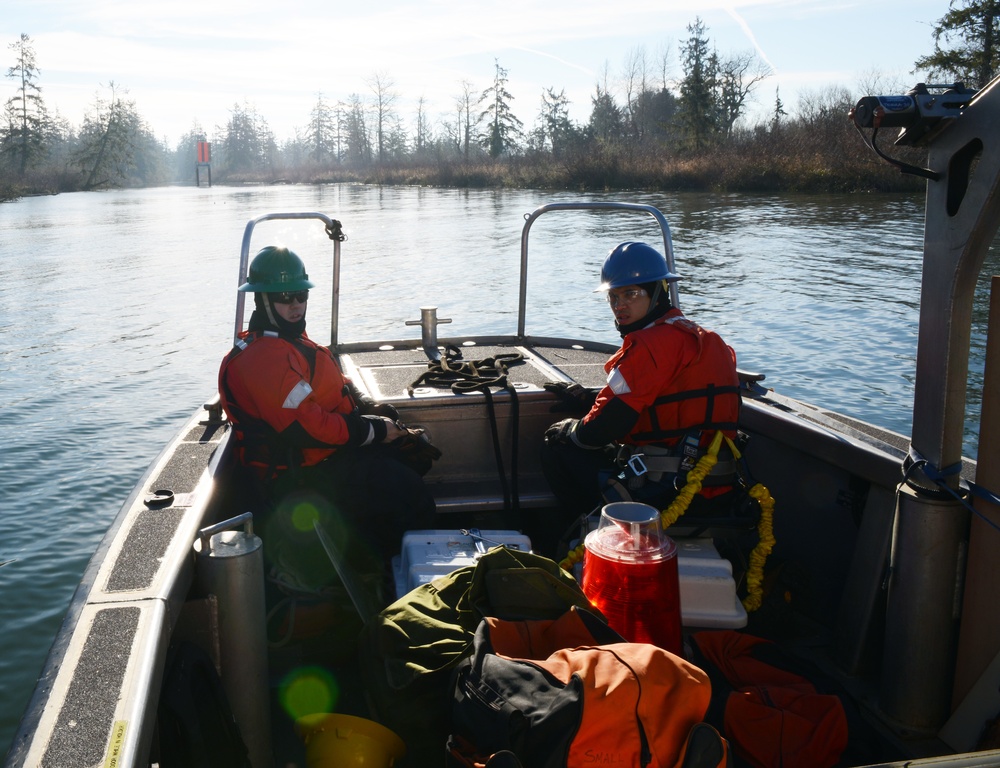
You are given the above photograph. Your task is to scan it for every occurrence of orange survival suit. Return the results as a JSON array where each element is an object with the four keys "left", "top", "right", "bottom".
[
  {"left": 577, "top": 307, "right": 740, "bottom": 450},
  {"left": 219, "top": 329, "right": 389, "bottom": 476}
]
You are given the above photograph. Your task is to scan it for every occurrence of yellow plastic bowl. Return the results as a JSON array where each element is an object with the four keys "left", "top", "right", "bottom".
[{"left": 296, "top": 713, "right": 406, "bottom": 768}]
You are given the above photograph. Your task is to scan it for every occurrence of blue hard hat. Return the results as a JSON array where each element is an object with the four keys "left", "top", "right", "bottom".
[{"left": 598, "top": 241, "right": 681, "bottom": 290}]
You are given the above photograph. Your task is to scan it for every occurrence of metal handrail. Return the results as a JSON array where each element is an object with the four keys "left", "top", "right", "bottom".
[
  {"left": 517, "top": 202, "right": 679, "bottom": 339},
  {"left": 234, "top": 212, "right": 343, "bottom": 345}
]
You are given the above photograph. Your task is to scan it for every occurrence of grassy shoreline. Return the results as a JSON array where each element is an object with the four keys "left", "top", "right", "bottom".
[{"left": 1, "top": 147, "right": 924, "bottom": 203}]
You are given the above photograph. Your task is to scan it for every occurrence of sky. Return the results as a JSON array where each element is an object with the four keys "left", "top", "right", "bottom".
[{"left": 2, "top": 0, "right": 954, "bottom": 148}]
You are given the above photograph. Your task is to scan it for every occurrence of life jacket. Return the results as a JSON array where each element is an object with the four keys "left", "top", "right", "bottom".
[
  {"left": 218, "top": 330, "right": 354, "bottom": 473},
  {"left": 688, "top": 630, "right": 892, "bottom": 768},
  {"left": 594, "top": 310, "right": 740, "bottom": 450}
]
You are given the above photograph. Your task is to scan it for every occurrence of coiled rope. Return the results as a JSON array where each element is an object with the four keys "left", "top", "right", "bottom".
[
  {"left": 407, "top": 347, "right": 524, "bottom": 395},
  {"left": 407, "top": 347, "right": 525, "bottom": 520},
  {"left": 559, "top": 430, "right": 776, "bottom": 612}
]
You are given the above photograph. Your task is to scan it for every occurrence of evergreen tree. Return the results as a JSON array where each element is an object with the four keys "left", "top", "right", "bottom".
[
  {"left": 537, "top": 87, "right": 578, "bottom": 157},
  {"left": 342, "top": 93, "right": 372, "bottom": 164},
  {"left": 74, "top": 83, "right": 143, "bottom": 189},
  {"left": 636, "top": 88, "right": 678, "bottom": 144},
  {"left": 306, "top": 93, "right": 337, "bottom": 165},
  {"left": 771, "top": 86, "right": 787, "bottom": 130},
  {"left": 678, "top": 17, "right": 720, "bottom": 151},
  {"left": 915, "top": 0, "right": 999, "bottom": 88},
  {"left": 479, "top": 59, "right": 523, "bottom": 158},
  {"left": 2, "top": 33, "right": 49, "bottom": 176},
  {"left": 587, "top": 77, "right": 625, "bottom": 146},
  {"left": 217, "top": 100, "right": 274, "bottom": 175}
]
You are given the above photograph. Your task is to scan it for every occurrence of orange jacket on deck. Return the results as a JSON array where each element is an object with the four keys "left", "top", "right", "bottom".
[{"left": 585, "top": 308, "right": 740, "bottom": 448}]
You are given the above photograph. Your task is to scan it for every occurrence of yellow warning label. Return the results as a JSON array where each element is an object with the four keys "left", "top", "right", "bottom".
[{"left": 104, "top": 720, "right": 127, "bottom": 768}]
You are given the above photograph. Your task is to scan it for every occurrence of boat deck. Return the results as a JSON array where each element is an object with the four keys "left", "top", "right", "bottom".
[{"left": 8, "top": 337, "right": 987, "bottom": 768}]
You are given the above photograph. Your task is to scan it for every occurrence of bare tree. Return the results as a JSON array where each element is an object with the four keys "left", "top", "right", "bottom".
[
  {"left": 655, "top": 42, "right": 673, "bottom": 92},
  {"left": 455, "top": 79, "right": 479, "bottom": 160},
  {"left": 716, "top": 51, "right": 771, "bottom": 136},
  {"left": 621, "top": 46, "right": 651, "bottom": 140},
  {"left": 367, "top": 71, "right": 399, "bottom": 163},
  {"left": 414, "top": 95, "right": 431, "bottom": 157}
]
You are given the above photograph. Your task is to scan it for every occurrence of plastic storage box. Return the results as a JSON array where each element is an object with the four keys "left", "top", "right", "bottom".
[{"left": 393, "top": 529, "right": 533, "bottom": 598}]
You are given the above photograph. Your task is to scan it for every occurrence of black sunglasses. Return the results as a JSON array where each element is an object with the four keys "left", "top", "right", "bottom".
[{"left": 271, "top": 290, "right": 309, "bottom": 304}]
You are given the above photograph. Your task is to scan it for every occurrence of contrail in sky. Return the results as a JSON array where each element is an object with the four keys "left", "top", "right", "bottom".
[{"left": 725, "top": 5, "right": 778, "bottom": 73}]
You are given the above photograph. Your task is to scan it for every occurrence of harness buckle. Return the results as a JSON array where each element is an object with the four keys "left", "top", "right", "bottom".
[{"left": 627, "top": 453, "right": 648, "bottom": 477}]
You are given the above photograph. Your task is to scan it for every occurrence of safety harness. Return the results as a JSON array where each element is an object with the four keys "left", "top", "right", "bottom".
[
  {"left": 603, "top": 433, "right": 740, "bottom": 503},
  {"left": 628, "top": 382, "right": 742, "bottom": 442}
]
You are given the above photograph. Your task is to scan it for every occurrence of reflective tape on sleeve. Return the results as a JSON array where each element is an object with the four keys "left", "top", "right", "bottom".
[
  {"left": 282, "top": 380, "right": 313, "bottom": 409},
  {"left": 607, "top": 366, "right": 631, "bottom": 395}
]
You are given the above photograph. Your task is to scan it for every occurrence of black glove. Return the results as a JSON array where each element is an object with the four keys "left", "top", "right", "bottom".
[
  {"left": 543, "top": 381, "right": 597, "bottom": 413},
  {"left": 544, "top": 418, "right": 580, "bottom": 445},
  {"left": 368, "top": 401, "right": 400, "bottom": 420},
  {"left": 391, "top": 428, "right": 442, "bottom": 476}
]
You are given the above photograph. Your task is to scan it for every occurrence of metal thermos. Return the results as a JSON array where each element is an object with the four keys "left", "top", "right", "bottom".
[{"left": 195, "top": 512, "right": 272, "bottom": 768}]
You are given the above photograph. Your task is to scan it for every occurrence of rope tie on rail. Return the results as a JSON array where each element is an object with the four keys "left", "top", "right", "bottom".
[{"left": 903, "top": 446, "right": 1000, "bottom": 534}]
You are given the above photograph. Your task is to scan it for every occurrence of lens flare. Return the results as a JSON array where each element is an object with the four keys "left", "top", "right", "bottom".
[
  {"left": 280, "top": 666, "right": 340, "bottom": 721},
  {"left": 291, "top": 500, "right": 321, "bottom": 532}
]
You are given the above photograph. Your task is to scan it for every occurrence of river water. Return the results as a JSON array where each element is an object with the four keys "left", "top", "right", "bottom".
[{"left": 1, "top": 184, "right": 997, "bottom": 753}]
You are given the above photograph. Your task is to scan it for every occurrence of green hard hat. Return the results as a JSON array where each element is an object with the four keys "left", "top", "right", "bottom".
[{"left": 239, "top": 246, "right": 316, "bottom": 292}]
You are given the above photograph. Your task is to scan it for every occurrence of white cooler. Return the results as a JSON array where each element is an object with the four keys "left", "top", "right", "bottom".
[{"left": 393, "top": 529, "right": 532, "bottom": 599}]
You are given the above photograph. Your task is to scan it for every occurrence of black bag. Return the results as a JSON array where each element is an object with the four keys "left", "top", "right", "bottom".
[
  {"left": 447, "top": 608, "right": 724, "bottom": 768},
  {"left": 359, "top": 547, "right": 594, "bottom": 767}
]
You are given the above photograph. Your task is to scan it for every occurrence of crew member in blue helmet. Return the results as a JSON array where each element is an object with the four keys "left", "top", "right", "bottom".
[
  {"left": 219, "top": 246, "right": 438, "bottom": 589},
  {"left": 538, "top": 241, "right": 741, "bottom": 556}
]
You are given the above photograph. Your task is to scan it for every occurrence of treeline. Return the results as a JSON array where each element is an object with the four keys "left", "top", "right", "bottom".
[{"left": 3, "top": 5, "right": 998, "bottom": 201}]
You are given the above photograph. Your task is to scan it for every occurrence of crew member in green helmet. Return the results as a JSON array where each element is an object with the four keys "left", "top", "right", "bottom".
[{"left": 218, "top": 245, "right": 438, "bottom": 590}]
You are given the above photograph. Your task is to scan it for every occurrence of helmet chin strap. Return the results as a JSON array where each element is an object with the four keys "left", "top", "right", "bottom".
[
  {"left": 648, "top": 279, "right": 664, "bottom": 308},
  {"left": 264, "top": 298, "right": 280, "bottom": 328},
  {"left": 615, "top": 279, "right": 672, "bottom": 338}
]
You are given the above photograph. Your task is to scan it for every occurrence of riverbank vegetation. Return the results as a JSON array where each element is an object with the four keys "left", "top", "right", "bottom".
[{"left": 3, "top": 3, "right": 997, "bottom": 202}]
